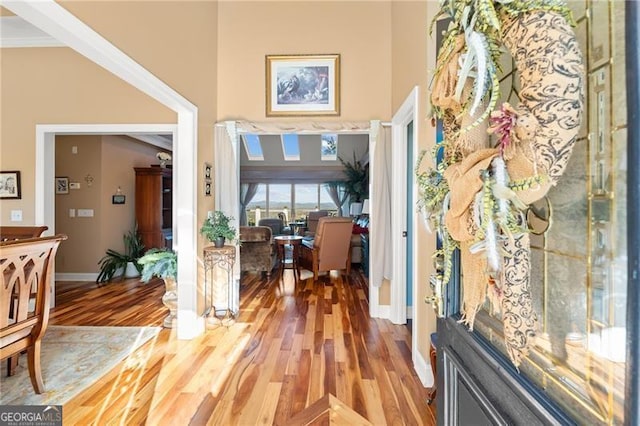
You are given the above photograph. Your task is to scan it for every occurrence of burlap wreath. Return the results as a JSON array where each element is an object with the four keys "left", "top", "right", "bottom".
[{"left": 429, "top": 5, "right": 584, "bottom": 367}]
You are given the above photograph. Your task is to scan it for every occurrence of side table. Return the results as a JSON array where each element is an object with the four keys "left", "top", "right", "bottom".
[
  {"left": 203, "top": 245, "right": 236, "bottom": 327},
  {"left": 274, "top": 235, "right": 303, "bottom": 281}
]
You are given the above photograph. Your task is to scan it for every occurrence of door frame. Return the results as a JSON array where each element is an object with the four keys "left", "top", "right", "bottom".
[{"left": 390, "top": 87, "right": 419, "bottom": 326}]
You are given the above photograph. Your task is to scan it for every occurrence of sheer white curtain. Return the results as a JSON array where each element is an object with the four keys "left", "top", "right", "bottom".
[
  {"left": 370, "top": 121, "right": 393, "bottom": 287},
  {"left": 324, "top": 181, "right": 349, "bottom": 216},
  {"left": 214, "top": 122, "right": 240, "bottom": 310}
]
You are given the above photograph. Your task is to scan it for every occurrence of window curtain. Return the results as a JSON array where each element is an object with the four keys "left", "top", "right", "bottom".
[
  {"left": 214, "top": 122, "right": 240, "bottom": 307},
  {"left": 324, "top": 181, "right": 349, "bottom": 216},
  {"left": 239, "top": 183, "right": 259, "bottom": 225},
  {"left": 370, "top": 121, "right": 393, "bottom": 287}
]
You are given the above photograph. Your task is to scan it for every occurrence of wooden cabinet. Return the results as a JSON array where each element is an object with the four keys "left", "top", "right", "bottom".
[{"left": 134, "top": 167, "right": 172, "bottom": 250}]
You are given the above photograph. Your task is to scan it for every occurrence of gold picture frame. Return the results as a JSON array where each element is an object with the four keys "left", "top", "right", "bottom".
[{"left": 266, "top": 54, "right": 340, "bottom": 117}]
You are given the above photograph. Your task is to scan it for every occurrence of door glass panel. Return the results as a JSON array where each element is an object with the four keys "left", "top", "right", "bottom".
[{"left": 473, "top": 2, "right": 628, "bottom": 424}]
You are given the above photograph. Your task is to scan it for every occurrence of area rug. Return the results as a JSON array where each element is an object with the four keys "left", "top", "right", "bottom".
[{"left": 0, "top": 325, "right": 161, "bottom": 406}]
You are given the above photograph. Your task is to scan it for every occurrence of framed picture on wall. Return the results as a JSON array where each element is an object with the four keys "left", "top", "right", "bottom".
[
  {"left": 55, "top": 177, "right": 69, "bottom": 194},
  {"left": 266, "top": 54, "right": 340, "bottom": 117},
  {"left": 0, "top": 170, "right": 21, "bottom": 199}
]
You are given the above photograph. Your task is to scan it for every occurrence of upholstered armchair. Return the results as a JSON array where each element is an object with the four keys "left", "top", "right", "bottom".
[
  {"left": 239, "top": 226, "right": 276, "bottom": 277},
  {"left": 299, "top": 217, "right": 353, "bottom": 280},
  {"left": 304, "top": 210, "right": 330, "bottom": 237},
  {"left": 258, "top": 218, "right": 292, "bottom": 237}
]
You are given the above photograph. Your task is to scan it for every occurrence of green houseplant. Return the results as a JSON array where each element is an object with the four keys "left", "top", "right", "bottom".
[
  {"left": 138, "top": 248, "right": 177, "bottom": 328},
  {"left": 200, "top": 210, "right": 236, "bottom": 247},
  {"left": 339, "top": 153, "right": 369, "bottom": 214},
  {"left": 96, "top": 225, "right": 145, "bottom": 284}
]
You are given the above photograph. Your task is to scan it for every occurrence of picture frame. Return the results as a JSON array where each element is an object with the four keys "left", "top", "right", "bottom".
[
  {"left": 204, "top": 181, "right": 212, "bottom": 197},
  {"left": 266, "top": 54, "right": 340, "bottom": 117},
  {"left": 0, "top": 170, "right": 21, "bottom": 199},
  {"left": 112, "top": 194, "right": 126, "bottom": 205},
  {"left": 55, "top": 177, "right": 69, "bottom": 194},
  {"left": 204, "top": 162, "right": 212, "bottom": 181}
]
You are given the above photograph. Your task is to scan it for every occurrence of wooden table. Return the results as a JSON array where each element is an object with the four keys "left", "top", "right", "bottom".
[
  {"left": 288, "top": 221, "right": 307, "bottom": 236},
  {"left": 274, "top": 235, "right": 303, "bottom": 281}
]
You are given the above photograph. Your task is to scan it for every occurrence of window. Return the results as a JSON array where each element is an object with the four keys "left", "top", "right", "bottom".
[
  {"left": 242, "top": 134, "right": 263, "bottom": 161},
  {"left": 294, "top": 184, "right": 318, "bottom": 220},
  {"left": 321, "top": 134, "right": 338, "bottom": 160},
  {"left": 281, "top": 134, "right": 300, "bottom": 161},
  {"left": 268, "top": 184, "right": 291, "bottom": 218},
  {"left": 243, "top": 183, "right": 338, "bottom": 223}
]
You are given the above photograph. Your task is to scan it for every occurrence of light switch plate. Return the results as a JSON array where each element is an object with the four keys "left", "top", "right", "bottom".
[
  {"left": 10, "top": 210, "right": 22, "bottom": 222},
  {"left": 77, "top": 209, "right": 94, "bottom": 217},
  {"left": 69, "top": 209, "right": 76, "bottom": 218},
  {"left": 69, "top": 182, "right": 81, "bottom": 189}
]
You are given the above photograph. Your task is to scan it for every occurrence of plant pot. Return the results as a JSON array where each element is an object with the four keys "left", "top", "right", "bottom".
[
  {"left": 162, "top": 277, "right": 177, "bottom": 328},
  {"left": 213, "top": 237, "right": 225, "bottom": 248},
  {"left": 124, "top": 261, "right": 140, "bottom": 278}
]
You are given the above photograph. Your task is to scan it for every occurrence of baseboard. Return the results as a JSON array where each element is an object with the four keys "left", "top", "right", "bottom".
[
  {"left": 413, "top": 348, "right": 434, "bottom": 388},
  {"left": 376, "top": 304, "right": 390, "bottom": 319},
  {"left": 55, "top": 273, "right": 99, "bottom": 281}
]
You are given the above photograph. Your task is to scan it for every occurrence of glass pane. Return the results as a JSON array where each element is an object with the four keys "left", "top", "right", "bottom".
[
  {"left": 242, "top": 134, "right": 264, "bottom": 161},
  {"left": 246, "top": 184, "right": 266, "bottom": 226},
  {"left": 268, "top": 184, "right": 291, "bottom": 218},
  {"left": 319, "top": 186, "right": 336, "bottom": 212},
  {"left": 281, "top": 134, "right": 300, "bottom": 161},
  {"left": 294, "top": 184, "right": 317, "bottom": 220},
  {"left": 321, "top": 134, "right": 338, "bottom": 160},
  {"left": 472, "top": 2, "right": 628, "bottom": 423}
]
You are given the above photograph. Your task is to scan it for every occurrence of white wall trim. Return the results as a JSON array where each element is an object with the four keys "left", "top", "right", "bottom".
[
  {"left": 55, "top": 273, "right": 99, "bottom": 282},
  {"left": 6, "top": 0, "right": 203, "bottom": 339},
  {"left": 390, "top": 86, "right": 420, "bottom": 327},
  {"left": 413, "top": 346, "right": 434, "bottom": 388},
  {"left": 376, "top": 304, "right": 390, "bottom": 319},
  {"left": 0, "top": 15, "right": 65, "bottom": 48}
]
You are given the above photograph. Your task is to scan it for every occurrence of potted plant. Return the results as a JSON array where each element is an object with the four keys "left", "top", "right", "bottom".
[
  {"left": 137, "top": 248, "right": 177, "bottom": 328},
  {"left": 339, "top": 153, "right": 369, "bottom": 214},
  {"left": 200, "top": 210, "right": 236, "bottom": 247},
  {"left": 96, "top": 225, "right": 145, "bottom": 284}
]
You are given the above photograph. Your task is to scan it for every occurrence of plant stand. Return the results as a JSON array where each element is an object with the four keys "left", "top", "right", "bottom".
[
  {"left": 203, "top": 245, "right": 236, "bottom": 328},
  {"left": 162, "top": 277, "right": 177, "bottom": 328}
]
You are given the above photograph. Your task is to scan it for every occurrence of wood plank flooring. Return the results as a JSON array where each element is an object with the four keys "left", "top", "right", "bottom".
[{"left": 50, "top": 268, "right": 436, "bottom": 425}]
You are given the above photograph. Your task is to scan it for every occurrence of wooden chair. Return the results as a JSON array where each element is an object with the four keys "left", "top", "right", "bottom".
[
  {"left": 299, "top": 217, "right": 352, "bottom": 281},
  {"left": 0, "top": 235, "right": 66, "bottom": 393},
  {"left": 0, "top": 226, "right": 48, "bottom": 241}
]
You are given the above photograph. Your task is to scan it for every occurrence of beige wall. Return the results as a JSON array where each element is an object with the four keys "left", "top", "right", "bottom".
[
  {"left": 59, "top": 2, "right": 219, "bottom": 297},
  {"left": 0, "top": 47, "right": 175, "bottom": 225},
  {"left": 55, "top": 136, "right": 103, "bottom": 272},
  {"left": 54, "top": 135, "right": 164, "bottom": 273},
  {"left": 217, "top": 1, "right": 392, "bottom": 122}
]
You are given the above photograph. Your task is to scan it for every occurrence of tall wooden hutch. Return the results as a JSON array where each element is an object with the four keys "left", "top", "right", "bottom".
[{"left": 134, "top": 167, "right": 172, "bottom": 250}]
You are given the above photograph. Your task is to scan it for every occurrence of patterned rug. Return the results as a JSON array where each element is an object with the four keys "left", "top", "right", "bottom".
[{"left": 0, "top": 325, "right": 161, "bottom": 406}]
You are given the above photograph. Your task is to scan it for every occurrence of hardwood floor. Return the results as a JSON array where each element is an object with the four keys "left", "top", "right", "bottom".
[{"left": 51, "top": 268, "right": 436, "bottom": 425}]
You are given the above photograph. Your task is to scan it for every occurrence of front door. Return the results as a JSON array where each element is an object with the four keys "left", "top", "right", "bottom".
[{"left": 435, "top": 2, "right": 638, "bottom": 424}]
